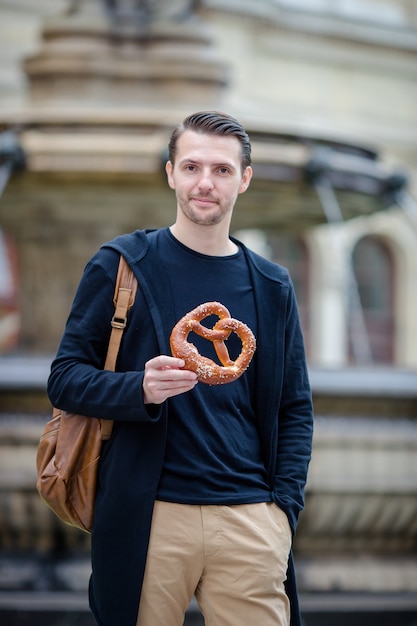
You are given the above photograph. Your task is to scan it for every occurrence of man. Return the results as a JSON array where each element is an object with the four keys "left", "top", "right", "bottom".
[{"left": 48, "top": 111, "right": 313, "bottom": 626}]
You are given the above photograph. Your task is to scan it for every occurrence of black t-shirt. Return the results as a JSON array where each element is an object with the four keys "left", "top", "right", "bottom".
[{"left": 151, "top": 228, "right": 271, "bottom": 504}]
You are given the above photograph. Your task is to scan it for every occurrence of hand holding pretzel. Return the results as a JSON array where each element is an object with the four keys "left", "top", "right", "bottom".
[{"left": 170, "top": 302, "right": 256, "bottom": 385}]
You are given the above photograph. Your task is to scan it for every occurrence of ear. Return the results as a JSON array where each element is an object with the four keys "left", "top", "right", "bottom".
[
  {"left": 238, "top": 166, "right": 253, "bottom": 194},
  {"left": 165, "top": 161, "right": 175, "bottom": 190}
]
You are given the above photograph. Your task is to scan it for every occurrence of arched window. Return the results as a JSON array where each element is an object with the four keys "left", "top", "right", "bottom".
[
  {"left": 350, "top": 236, "right": 394, "bottom": 364},
  {"left": 268, "top": 234, "right": 310, "bottom": 356}
]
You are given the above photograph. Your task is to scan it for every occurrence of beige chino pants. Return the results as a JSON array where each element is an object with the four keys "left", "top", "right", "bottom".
[{"left": 136, "top": 500, "right": 292, "bottom": 626}]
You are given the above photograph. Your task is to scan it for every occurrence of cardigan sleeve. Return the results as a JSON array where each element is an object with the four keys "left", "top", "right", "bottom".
[
  {"left": 47, "top": 251, "right": 162, "bottom": 424},
  {"left": 273, "top": 281, "right": 314, "bottom": 533}
]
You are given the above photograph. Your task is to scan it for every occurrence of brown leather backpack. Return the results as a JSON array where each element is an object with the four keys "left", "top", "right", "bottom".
[{"left": 36, "top": 255, "right": 138, "bottom": 532}]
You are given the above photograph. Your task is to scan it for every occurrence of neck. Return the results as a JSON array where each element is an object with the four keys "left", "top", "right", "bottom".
[{"left": 170, "top": 223, "right": 238, "bottom": 256}]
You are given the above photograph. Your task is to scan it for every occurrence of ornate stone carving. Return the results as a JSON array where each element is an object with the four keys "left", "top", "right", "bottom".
[{"left": 23, "top": 0, "right": 227, "bottom": 108}]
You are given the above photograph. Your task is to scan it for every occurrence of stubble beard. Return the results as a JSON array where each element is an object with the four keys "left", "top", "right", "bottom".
[{"left": 178, "top": 196, "right": 228, "bottom": 227}]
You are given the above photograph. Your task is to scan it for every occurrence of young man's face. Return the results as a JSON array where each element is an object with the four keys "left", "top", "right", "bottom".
[{"left": 165, "top": 130, "right": 252, "bottom": 228}]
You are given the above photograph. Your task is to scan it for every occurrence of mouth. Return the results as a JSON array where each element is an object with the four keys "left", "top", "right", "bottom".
[{"left": 191, "top": 197, "right": 218, "bottom": 207}]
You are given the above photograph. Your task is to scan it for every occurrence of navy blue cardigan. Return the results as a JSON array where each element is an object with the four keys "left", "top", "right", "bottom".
[{"left": 47, "top": 229, "right": 313, "bottom": 626}]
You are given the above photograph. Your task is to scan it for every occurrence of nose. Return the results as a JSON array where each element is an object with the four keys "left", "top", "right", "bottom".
[{"left": 197, "top": 170, "right": 214, "bottom": 192}]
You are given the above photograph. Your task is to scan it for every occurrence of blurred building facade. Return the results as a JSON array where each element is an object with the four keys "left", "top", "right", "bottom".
[
  {"left": 0, "top": 0, "right": 416, "bottom": 366},
  {"left": 0, "top": 0, "right": 416, "bottom": 622}
]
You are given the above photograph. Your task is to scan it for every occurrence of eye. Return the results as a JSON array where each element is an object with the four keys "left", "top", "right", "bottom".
[
  {"left": 181, "top": 163, "right": 198, "bottom": 174},
  {"left": 217, "top": 167, "right": 231, "bottom": 175}
]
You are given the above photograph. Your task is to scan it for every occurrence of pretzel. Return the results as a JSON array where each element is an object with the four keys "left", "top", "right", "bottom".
[{"left": 170, "top": 302, "right": 256, "bottom": 385}]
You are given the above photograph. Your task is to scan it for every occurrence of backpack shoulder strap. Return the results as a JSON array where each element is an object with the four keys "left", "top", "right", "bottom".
[{"left": 101, "top": 256, "right": 138, "bottom": 440}]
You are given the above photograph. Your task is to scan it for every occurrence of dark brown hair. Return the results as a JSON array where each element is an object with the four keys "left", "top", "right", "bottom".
[{"left": 168, "top": 111, "right": 252, "bottom": 171}]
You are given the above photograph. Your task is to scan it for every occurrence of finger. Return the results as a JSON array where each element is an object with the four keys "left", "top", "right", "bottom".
[
  {"left": 144, "top": 377, "right": 198, "bottom": 405},
  {"left": 146, "top": 367, "right": 197, "bottom": 385},
  {"left": 147, "top": 355, "right": 186, "bottom": 371},
  {"left": 145, "top": 357, "right": 197, "bottom": 382}
]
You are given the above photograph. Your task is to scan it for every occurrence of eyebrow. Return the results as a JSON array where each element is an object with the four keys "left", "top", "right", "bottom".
[{"left": 178, "top": 158, "right": 237, "bottom": 171}]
